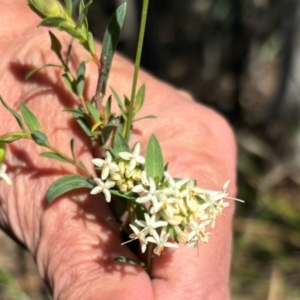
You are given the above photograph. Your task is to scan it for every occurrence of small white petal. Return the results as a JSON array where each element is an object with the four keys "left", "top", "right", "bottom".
[{"left": 103, "top": 189, "right": 111, "bottom": 202}]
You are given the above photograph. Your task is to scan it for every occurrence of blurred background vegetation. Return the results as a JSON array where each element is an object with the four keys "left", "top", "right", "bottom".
[{"left": 1, "top": 0, "right": 300, "bottom": 299}]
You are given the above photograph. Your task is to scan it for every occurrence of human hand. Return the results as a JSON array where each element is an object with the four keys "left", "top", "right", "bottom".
[{"left": 0, "top": 1, "right": 236, "bottom": 299}]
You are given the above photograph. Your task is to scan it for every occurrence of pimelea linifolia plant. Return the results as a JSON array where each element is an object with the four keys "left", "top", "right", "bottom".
[{"left": 0, "top": 0, "right": 243, "bottom": 273}]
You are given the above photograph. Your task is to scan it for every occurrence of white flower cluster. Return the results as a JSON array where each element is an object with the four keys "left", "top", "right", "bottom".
[{"left": 90, "top": 143, "right": 240, "bottom": 255}]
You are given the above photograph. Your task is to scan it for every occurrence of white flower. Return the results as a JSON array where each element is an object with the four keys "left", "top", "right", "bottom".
[
  {"left": 135, "top": 177, "right": 161, "bottom": 212},
  {"left": 90, "top": 178, "right": 115, "bottom": 202},
  {"left": 119, "top": 143, "right": 145, "bottom": 171},
  {"left": 0, "top": 163, "right": 12, "bottom": 185},
  {"left": 187, "top": 220, "right": 211, "bottom": 247},
  {"left": 135, "top": 213, "right": 168, "bottom": 236},
  {"left": 163, "top": 172, "right": 189, "bottom": 198},
  {"left": 147, "top": 229, "right": 179, "bottom": 256},
  {"left": 121, "top": 224, "right": 149, "bottom": 253},
  {"left": 92, "top": 151, "right": 119, "bottom": 180}
]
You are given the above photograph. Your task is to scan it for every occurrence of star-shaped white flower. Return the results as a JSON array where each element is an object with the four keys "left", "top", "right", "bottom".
[
  {"left": 163, "top": 172, "right": 189, "bottom": 198},
  {"left": 0, "top": 163, "right": 12, "bottom": 185},
  {"left": 92, "top": 151, "right": 119, "bottom": 180},
  {"left": 90, "top": 178, "right": 115, "bottom": 202},
  {"left": 147, "top": 230, "right": 179, "bottom": 256},
  {"left": 121, "top": 224, "right": 149, "bottom": 253},
  {"left": 187, "top": 220, "right": 211, "bottom": 247},
  {"left": 119, "top": 143, "right": 145, "bottom": 171},
  {"left": 135, "top": 213, "right": 168, "bottom": 236},
  {"left": 134, "top": 177, "right": 161, "bottom": 212}
]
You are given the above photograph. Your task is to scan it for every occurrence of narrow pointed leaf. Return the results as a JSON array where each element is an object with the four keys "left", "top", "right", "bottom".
[
  {"left": 86, "top": 102, "right": 101, "bottom": 122},
  {"left": 59, "top": 24, "right": 84, "bottom": 41},
  {"left": 46, "top": 175, "right": 94, "bottom": 204},
  {"left": 133, "top": 115, "right": 156, "bottom": 122},
  {"left": 87, "top": 31, "right": 96, "bottom": 55},
  {"left": 39, "top": 17, "right": 66, "bottom": 27},
  {"left": 49, "top": 31, "right": 63, "bottom": 62},
  {"left": 25, "top": 64, "right": 62, "bottom": 80},
  {"left": 145, "top": 134, "right": 164, "bottom": 181},
  {"left": 111, "top": 88, "right": 126, "bottom": 119},
  {"left": 40, "top": 152, "right": 70, "bottom": 164},
  {"left": 31, "top": 130, "right": 49, "bottom": 147},
  {"left": 98, "top": 3, "right": 127, "bottom": 97},
  {"left": 70, "top": 139, "right": 76, "bottom": 160},
  {"left": 0, "top": 96, "right": 25, "bottom": 131},
  {"left": 20, "top": 102, "right": 40, "bottom": 132},
  {"left": 135, "top": 84, "right": 145, "bottom": 113},
  {"left": 64, "top": 0, "right": 73, "bottom": 17},
  {"left": 76, "top": 61, "right": 86, "bottom": 95},
  {"left": 62, "top": 73, "right": 75, "bottom": 92},
  {"left": 113, "top": 133, "right": 129, "bottom": 155}
]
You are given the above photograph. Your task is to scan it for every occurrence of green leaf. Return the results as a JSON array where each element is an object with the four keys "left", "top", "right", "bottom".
[
  {"left": 20, "top": 102, "right": 40, "bottom": 132},
  {"left": 135, "top": 84, "right": 145, "bottom": 113},
  {"left": 0, "top": 96, "right": 25, "bottom": 131},
  {"left": 39, "top": 17, "right": 66, "bottom": 27},
  {"left": 49, "top": 31, "right": 63, "bottom": 63},
  {"left": 62, "top": 73, "right": 75, "bottom": 92},
  {"left": 70, "top": 139, "right": 76, "bottom": 160},
  {"left": 31, "top": 130, "right": 49, "bottom": 147},
  {"left": 98, "top": 3, "right": 127, "bottom": 97},
  {"left": 87, "top": 31, "right": 96, "bottom": 55},
  {"left": 114, "top": 256, "right": 146, "bottom": 269},
  {"left": 40, "top": 152, "right": 70, "bottom": 164},
  {"left": 76, "top": 0, "right": 93, "bottom": 28},
  {"left": 80, "top": 18, "right": 89, "bottom": 39},
  {"left": 135, "top": 203, "right": 147, "bottom": 221},
  {"left": 133, "top": 115, "right": 156, "bottom": 122},
  {"left": 59, "top": 24, "right": 84, "bottom": 42},
  {"left": 76, "top": 61, "right": 86, "bottom": 95},
  {"left": 110, "top": 190, "right": 135, "bottom": 201},
  {"left": 101, "top": 125, "right": 115, "bottom": 145},
  {"left": 145, "top": 134, "right": 164, "bottom": 182},
  {"left": 25, "top": 64, "right": 62, "bottom": 80},
  {"left": 167, "top": 226, "right": 179, "bottom": 243},
  {"left": 66, "top": 38, "right": 74, "bottom": 67},
  {"left": 64, "top": 0, "right": 73, "bottom": 17},
  {"left": 86, "top": 102, "right": 100, "bottom": 122},
  {"left": 111, "top": 88, "right": 126, "bottom": 119},
  {"left": 46, "top": 175, "right": 93, "bottom": 204},
  {"left": 113, "top": 133, "right": 129, "bottom": 155}
]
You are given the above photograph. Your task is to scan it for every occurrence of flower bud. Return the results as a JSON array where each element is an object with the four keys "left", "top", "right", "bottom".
[
  {"left": 28, "top": 0, "right": 66, "bottom": 19},
  {"left": 119, "top": 183, "right": 128, "bottom": 193},
  {"left": 127, "top": 180, "right": 134, "bottom": 190},
  {"left": 110, "top": 172, "right": 121, "bottom": 181},
  {"left": 0, "top": 142, "right": 6, "bottom": 163},
  {"left": 118, "top": 161, "right": 125, "bottom": 175}
]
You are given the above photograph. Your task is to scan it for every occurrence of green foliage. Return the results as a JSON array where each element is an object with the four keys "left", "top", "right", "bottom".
[
  {"left": 145, "top": 134, "right": 164, "bottom": 182},
  {"left": 76, "top": 61, "right": 86, "bottom": 96},
  {"left": 40, "top": 151, "right": 70, "bottom": 164},
  {"left": 31, "top": 130, "right": 49, "bottom": 147},
  {"left": 0, "top": 96, "right": 25, "bottom": 131},
  {"left": 111, "top": 88, "right": 127, "bottom": 119},
  {"left": 19, "top": 102, "right": 40, "bottom": 132},
  {"left": 25, "top": 64, "right": 62, "bottom": 80},
  {"left": 46, "top": 174, "right": 93, "bottom": 203},
  {"left": 135, "top": 84, "right": 145, "bottom": 113},
  {"left": 98, "top": 3, "right": 127, "bottom": 97},
  {"left": 113, "top": 133, "right": 129, "bottom": 156}
]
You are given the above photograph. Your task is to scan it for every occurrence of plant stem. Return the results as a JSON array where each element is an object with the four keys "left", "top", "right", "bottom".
[
  {"left": 124, "top": 0, "right": 149, "bottom": 142},
  {"left": 147, "top": 243, "right": 154, "bottom": 277}
]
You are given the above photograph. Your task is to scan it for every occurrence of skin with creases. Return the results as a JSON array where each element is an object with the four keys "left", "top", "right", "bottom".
[{"left": 0, "top": 1, "right": 236, "bottom": 299}]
